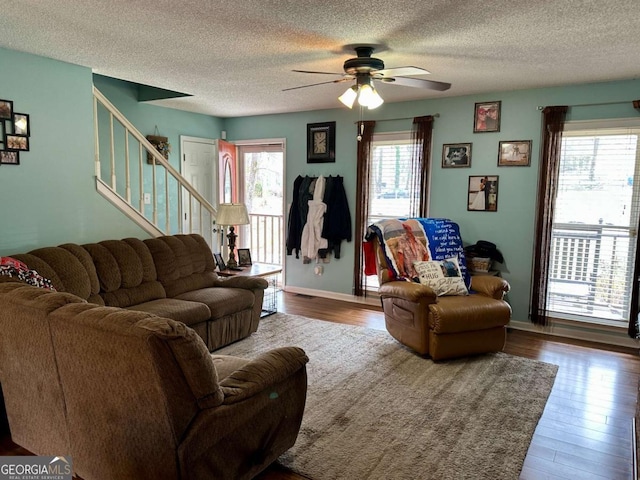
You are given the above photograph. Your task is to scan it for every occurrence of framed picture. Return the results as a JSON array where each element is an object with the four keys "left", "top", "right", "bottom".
[
  {"left": 213, "top": 253, "right": 226, "bottom": 271},
  {"left": 0, "top": 99, "right": 13, "bottom": 120},
  {"left": 442, "top": 143, "right": 472, "bottom": 168},
  {"left": 13, "top": 113, "right": 30, "bottom": 136},
  {"left": 468, "top": 175, "right": 499, "bottom": 212},
  {"left": 473, "top": 101, "right": 501, "bottom": 133},
  {"left": 237, "top": 248, "right": 252, "bottom": 266},
  {"left": 307, "top": 121, "right": 336, "bottom": 163},
  {"left": 0, "top": 150, "right": 19, "bottom": 165},
  {"left": 6, "top": 134, "right": 29, "bottom": 151},
  {"left": 498, "top": 140, "right": 531, "bottom": 166}
]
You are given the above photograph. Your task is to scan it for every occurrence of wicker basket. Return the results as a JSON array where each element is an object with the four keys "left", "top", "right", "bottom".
[{"left": 469, "top": 256, "right": 492, "bottom": 273}]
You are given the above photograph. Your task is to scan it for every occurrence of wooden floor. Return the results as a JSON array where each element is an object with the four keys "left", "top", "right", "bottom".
[{"left": 2, "top": 291, "right": 638, "bottom": 480}]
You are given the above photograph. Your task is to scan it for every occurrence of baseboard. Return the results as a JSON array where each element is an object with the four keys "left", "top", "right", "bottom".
[
  {"left": 282, "top": 285, "right": 381, "bottom": 307},
  {"left": 634, "top": 416, "right": 638, "bottom": 480}
]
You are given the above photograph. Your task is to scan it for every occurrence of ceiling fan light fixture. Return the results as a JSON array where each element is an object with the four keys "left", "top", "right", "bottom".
[
  {"left": 357, "top": 83, "right": 375, "bottom": 107},
  {"left": 357, "top": 84, "right": 384, "bottom": 109},
  {"left": 338, "top": 86, "right": 358, "bottom": 108},
  {"left": 366, "top": 88, "right": 384, "bottom": 109}
]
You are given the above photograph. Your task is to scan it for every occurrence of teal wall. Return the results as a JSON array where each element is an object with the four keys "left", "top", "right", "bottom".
[
  {"left": 224, "top": 78, "right": 640, "bottom": 330},
  {"left": 0, "top": 48, "right": 224, "bottom": 254},
  {"left": 0, "top": 47, "right": 148, "bottom": 253},
  {"left": 2, "top": 46, "right": 639, "bottom": 338}
]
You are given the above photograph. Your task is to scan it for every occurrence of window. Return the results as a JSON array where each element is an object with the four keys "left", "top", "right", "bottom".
[
  {"left": 367, "top": 132, "right": 418, "bottom": 224},
  {"left": 366, "top": 132, "right": 420, "bottom": 288},
  {"left": 547, "top": 119, "right": 640, "bottom": 325}
]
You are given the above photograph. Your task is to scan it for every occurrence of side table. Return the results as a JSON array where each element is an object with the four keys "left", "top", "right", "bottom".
[{"left": 217, "top": 263, "right": 282, "bottom": 317}]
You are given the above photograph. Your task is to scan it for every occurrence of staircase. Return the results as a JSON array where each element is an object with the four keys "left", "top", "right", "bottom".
[{"left": 92, "top": 86, "right": 217, "bottom": 246}]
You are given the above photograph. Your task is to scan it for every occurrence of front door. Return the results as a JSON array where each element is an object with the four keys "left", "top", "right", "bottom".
[{"left": 180, "top": 136, "right": 216, "bottom": 245}]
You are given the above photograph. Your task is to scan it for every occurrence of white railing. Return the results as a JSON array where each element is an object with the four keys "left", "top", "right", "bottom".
[
  {"left": 92, "top": 86, "right": 217, "bottom": 246},
  {"left": 548, "top": 222, "right": 634, "bottom": 322},
  {"left": 242, "top": 213, "right": 283, "bottom": 265}
]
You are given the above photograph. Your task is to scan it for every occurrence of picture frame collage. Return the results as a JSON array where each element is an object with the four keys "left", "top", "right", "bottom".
[
  {"left": 440, "top": 100, "right": 533, "bottom": 212},
  {"left": 0, "top": 98, "right": 31, "bottom": 166}
]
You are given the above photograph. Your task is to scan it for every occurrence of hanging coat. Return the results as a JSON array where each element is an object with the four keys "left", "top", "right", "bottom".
[{"left": 300, "top": 175, "right": 328, "bottom": 263}]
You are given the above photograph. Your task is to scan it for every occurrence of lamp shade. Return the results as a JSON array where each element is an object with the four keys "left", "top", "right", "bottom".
[
  {"left": 216, "top": 203, "right": 250, "bottom": 226},
  {"left": 338, "top": 86, "right": 358, "bottom": 108}
]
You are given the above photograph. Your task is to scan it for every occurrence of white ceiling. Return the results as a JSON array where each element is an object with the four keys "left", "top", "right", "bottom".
[{"left": 1, "top": 0, "right": 639, "bottom": 118}]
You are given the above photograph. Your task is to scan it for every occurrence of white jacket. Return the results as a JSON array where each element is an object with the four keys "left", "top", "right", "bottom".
[{"left": 300, "top": 175, "right": 328, "bottom": 262}]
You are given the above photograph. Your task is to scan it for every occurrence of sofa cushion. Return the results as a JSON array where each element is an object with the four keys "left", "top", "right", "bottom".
[
  {"left": 11, "top": 245, "right": 103, "bottom": 304},
  {"left": 428, "top": 294, "right": 511, "bottom": 334},
  {"left": 83, "top": 240, "right": 166, "bottom": 308},
  {"left": 126, "top": 298, "right": 210, "bottom": 326},
  {"left": 175, "top": 287, "right": 255, "bottom": 320},
  {"left": 144, "top": 234, "right": 218, "bottom": 298}
]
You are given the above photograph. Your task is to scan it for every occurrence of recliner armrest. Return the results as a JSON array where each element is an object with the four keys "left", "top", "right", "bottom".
[
  {"left": 219, "top": 347, "right": 309, "bottom": 404},
  {"left": 212, "top": 276, "right": 268, "bottom": 291},
  {"left": 379, "top": 281, "right": 437, "bottom": 303},
  {"left": 470, "top": 275, "right": 510, "bottom": 299}
]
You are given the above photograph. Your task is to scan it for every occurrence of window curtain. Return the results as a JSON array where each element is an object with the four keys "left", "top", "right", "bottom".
[
  {"left": 530, "top": 106, "right": 568, "bottom": 326},
  {"left": 410, "top": 115, "right": 434, "bottom": 216},
  {"left": 353, "top": 120, "right": 376, "bottom": 297},
  {"left": 629, "top": 100, "right": 640, "bottom": 338}
]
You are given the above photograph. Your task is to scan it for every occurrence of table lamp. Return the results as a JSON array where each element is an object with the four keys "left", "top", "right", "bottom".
[{"left": 216, "top": 203, "right": 250, "bottom": 268}]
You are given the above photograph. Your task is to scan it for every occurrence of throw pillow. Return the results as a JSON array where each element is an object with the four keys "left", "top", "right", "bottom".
[
  {"left": 0, "top": 259, "right": 56, "bottom": 291},
  {"left": 0, "top": 256, "right": 28, "bottom": 270},
  {"left": 414, "top": 257, "right": 468, "bottom": 296}
]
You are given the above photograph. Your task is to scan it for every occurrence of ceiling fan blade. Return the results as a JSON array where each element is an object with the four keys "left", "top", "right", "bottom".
[
  {"left": 375, "top": 66, "right": 431, "bottom": 77},
  {"left": 292, "top": 69, "right": 345, "bottom": 76},
  {"left": 378, "top": 76, "right": 451, "bottom": 91},
  {"left": 283, "top": 78, "right": 351, "bottom": 91}
]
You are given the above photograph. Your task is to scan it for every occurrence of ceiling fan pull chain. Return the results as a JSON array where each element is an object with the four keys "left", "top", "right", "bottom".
[{"left": 357, "top": 109, "right": 365, "bottom": 141}]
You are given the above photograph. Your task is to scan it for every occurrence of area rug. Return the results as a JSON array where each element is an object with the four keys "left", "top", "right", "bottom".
[{"left": 216, "top": 313, "right": 558, "bottom": 480}]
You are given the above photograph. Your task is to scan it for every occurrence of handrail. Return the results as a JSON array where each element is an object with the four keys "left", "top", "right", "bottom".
[
  {"left": 93, "top": 86, "right": 217, "bottom": 218},
  {"left": 92, "top": 86, "right": 217, "bottom": 246}
]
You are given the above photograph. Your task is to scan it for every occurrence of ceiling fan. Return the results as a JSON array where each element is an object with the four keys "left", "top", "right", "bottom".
[{"left": 283, "top": 44, "right": 451, "bottom": 109}]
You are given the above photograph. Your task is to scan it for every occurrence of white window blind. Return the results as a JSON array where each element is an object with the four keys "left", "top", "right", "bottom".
[
  {"left": 547, "top": 120, "right": 640, "bottom": 325},
  {"left": 368, "top": 132, "right": 417, "bottom": 224}
]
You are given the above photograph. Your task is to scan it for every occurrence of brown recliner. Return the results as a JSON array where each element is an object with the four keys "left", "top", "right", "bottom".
[
  {"left": 0, "top": 281, "right": 308, "bottom": 480},
  {"left": 372, "top": 236, "right": 511, "bottom": 361}
]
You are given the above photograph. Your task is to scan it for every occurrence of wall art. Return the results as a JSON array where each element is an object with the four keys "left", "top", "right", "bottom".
[
  {"left": 442, "top": 143, "right": 472, "bottom": 168},
  {"left": 468, "top": 175, "right": 499, "bottom": 212},
  {"left": 498, "top": 140, "right": 531, "bottom": 166},
  {"left": 473, "top": 101, "right": 501, "bottom": 133}
]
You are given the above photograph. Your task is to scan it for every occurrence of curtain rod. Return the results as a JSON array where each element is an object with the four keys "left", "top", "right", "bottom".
[
  {"left": 353, "top": 113, "right": 440, "bottom": 124},
  {"left": 536, "top": 100, "right": 632, "bottom": 110}
]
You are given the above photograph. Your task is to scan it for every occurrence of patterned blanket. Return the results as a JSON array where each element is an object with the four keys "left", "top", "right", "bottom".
[{"left": 368, "top": 218, "right": 471, "bottom": 288}]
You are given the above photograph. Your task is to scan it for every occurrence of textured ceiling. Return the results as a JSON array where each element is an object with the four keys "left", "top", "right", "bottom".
[{"left": 1, "top": 0, "right": 639, "bottom": 118}]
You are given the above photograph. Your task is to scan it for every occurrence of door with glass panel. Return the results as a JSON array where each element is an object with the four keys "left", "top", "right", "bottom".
[{"left": 236, "top": 141, "right": 285, "bottom": 266}]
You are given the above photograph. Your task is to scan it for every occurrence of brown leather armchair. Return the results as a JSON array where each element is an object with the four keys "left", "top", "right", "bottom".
[{"left": 372, "top": 236, "right": 511, "bottom": 360}]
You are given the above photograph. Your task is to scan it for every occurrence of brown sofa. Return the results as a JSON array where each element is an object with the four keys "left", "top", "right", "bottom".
[
  {"left": 0, "top": 281, "right": 308, "bottom": 480},
  {"left": 6, "top": 233, "right": 267, "bottom": 351}
]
